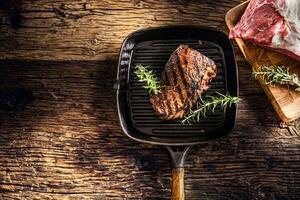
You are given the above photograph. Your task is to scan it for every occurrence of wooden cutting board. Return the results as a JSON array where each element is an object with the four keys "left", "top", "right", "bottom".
[{"left": 225, "top": 1, "right": 300, "bottom": 122}]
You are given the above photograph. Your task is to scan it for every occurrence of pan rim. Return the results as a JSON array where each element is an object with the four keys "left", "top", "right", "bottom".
[{"left": 116, "top": 25, "right": 239, "bottom": 146}]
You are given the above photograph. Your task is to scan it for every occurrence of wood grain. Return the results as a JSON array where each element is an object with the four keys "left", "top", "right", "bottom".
[
  {"left": 0, "top": 0, "right": 241, "bottom": 61},
  {"left": 225, "top": 1, "right": 300, "bottom": 122},
  {"left": 0, "top": 0, "right": 299, "bottom": 199},
  {"left": 171, "top": 168, "right": 184, "bottom": 200}
]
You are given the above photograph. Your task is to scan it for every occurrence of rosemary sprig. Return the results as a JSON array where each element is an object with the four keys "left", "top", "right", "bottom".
[
  {"left": 134, "top": 65, "right": 160, "bottom": 95},
  {"left": 253, "top": 65, "right": 300, "bottom": 92},
  {"left": 182, "top": 92, "right": 240, "bottom": 124}
]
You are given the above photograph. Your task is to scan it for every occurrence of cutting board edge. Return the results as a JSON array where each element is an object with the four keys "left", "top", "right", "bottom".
[{"left": 225, "top": 1, "right": 300, "bottom": 123}]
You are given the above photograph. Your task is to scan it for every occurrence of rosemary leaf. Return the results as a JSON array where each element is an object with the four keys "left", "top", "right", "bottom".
[
  {"left": 253, "top": 65, "right": 300, "bottom": 92},
  {"left": 182, "top": 92, "right": 240, "bottom": 124},
  {"left": 134, "top": 65, "right": 160, "bottom": 95}
]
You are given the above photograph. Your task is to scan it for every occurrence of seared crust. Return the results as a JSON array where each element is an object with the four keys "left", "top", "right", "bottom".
[{"left": 150, "top": 45, "right": 217, "bottom": 120}]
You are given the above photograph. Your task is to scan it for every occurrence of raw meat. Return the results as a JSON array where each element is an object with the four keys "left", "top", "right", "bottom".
[
  {"left": 229, "top": 0, "right": 300, "bottom": 62},
  {"left": 150, "top": 45, "right": 217, "bottom": 120}
]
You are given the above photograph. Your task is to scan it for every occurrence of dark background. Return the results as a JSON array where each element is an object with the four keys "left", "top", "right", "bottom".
[{"left": 0, "top": 0, "right": 299, "bottom": 199}]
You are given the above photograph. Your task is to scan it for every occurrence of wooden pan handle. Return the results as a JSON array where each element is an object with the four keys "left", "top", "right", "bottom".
[{"left": 171, "top": 168, "right": 185, "bottom": 200}]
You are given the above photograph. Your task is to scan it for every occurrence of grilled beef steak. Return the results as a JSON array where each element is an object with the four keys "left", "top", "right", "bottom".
[{"left": 150, "top": 45, "right": 217, "bottom": 120}]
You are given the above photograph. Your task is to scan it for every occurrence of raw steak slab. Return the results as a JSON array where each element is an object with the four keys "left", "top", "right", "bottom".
[{"left": 230, "top": 0, "right": 300, "bottom": 62}]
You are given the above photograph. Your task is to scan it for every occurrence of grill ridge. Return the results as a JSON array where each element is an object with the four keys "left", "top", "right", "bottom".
[{"left": 128, "top": 40, "right": 227, "bottom": 137}]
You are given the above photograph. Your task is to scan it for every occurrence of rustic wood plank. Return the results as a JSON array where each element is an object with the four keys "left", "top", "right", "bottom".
[
  {"left": 0, "top": 59, "right": 299, "bottom": 200},
  {"left": 0, "top": 0, "right": 241, "bottom": 61},
  {"left": 0, "top": 0, "right": 300, "bottom": 199}
]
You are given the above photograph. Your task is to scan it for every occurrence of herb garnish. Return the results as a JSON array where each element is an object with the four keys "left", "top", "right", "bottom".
[
  {"left": 134, "top": 65, "right": 161, "bottom": 95},
  {"left": 134, "top": 65, "right": 240, "bottom": 124},
  {"left": 182, "top": 92, "right": 240, "bottom": 124},
  {"left": 253, "top": 65, "right": 300, "bottom": 92}
]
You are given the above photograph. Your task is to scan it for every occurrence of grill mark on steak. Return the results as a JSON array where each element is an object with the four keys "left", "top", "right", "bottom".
[
  {"left": 177, "top": 49, "right": 190, "bottom": 97},
  {"left": 176, "top": 57, "right": 189, "bottom": 102},
  {"left": 181, "top": 48, "right": 200, "bottom": 100},
  {"left": 162, "top": 71, "right": 168, "bottom": 86},
  {"left": 150, "top": 45, "right": 217, "bottom": 120},
  {"left": 172, "top": 56, "right": 185, "bottom": 106},
  {"left": 175, "top": 86, "right": 184, "bottom": 111},
  {"left": 172, "top": 67, "right": 178, "bottom": 86},
  {"left": 166, "top": 64, "right": 175, "bottom": 86}
]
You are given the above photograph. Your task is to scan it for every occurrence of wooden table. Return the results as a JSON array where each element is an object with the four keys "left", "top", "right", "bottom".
[{"left": 0, "top": 0, "right": 299, "bottom": 199}]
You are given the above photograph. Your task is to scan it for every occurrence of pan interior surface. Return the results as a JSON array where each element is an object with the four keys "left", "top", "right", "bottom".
[{"left": 117, "top": 27, "right": 237, "bottom": 145}]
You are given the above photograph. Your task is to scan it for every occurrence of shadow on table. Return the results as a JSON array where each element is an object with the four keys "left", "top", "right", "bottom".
[
  {"left": 0, "top": 58, "right": 291, "bottom": 199},
  {"left": 0, "top": 59, "right": 170, "bottom": 198}
]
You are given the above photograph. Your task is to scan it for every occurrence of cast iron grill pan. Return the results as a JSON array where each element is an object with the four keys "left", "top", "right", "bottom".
[
  {"left": 116, "top": 26, "right": 238, "bottom": 200},
  {"left": 117, "top": 27, "right": 237, "bottom": 145}
]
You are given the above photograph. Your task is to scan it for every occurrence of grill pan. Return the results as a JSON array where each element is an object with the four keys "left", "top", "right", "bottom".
[{"left": 115, "top": 26, "right": 238, "bottom": 200}]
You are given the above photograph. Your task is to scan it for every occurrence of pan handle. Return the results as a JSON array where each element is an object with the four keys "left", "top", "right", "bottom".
[
  {"left": 166, "top": 146, "right": 191, "bottom": 200},
  {"left": 171, "top": 168, "right": 185, "bottom": 200}
]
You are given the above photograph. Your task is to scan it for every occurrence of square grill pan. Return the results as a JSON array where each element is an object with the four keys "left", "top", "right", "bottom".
[{"left": 116, "top": 26, "right": 238, "bottom": 146}]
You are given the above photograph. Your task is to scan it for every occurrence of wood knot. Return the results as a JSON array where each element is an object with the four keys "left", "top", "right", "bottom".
[
  {"left": 91, "top": 38, "right": 101, "bottom": 46},
  {"left": 133, "top": 0, "right": 142, "bottom": 6},
  {"left": 54, "top": 3, "right": 88, "bottom": 20}
]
